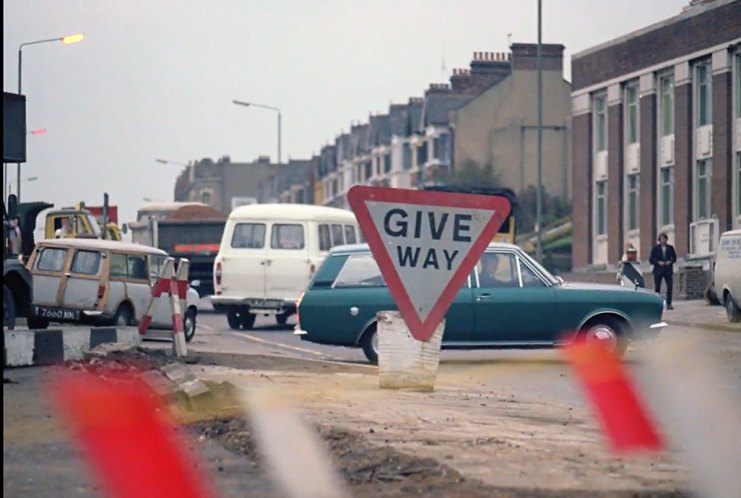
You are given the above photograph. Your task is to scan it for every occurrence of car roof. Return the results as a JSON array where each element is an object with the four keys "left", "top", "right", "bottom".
[
  {"left": 228, "top": 203, "right": 357, "bottom": 221},
  {"left": 721, "top": 229, "right": 741, "bottom": 237},
  {"left": 329, "top": 241, "right": 522, "bottom": 255},
  {"left": 36, "top": 238, "right": 168, "bottom": 256}
]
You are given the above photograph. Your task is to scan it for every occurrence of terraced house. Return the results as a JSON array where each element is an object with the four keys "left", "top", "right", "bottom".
[
  {"left": 571, "top": 0, "right": 741, "bottom": 271},
  {"left": 294, "top": 45, "right": 571, "bottom": 212}
]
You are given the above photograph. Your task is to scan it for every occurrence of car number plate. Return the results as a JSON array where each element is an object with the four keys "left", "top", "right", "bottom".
[
  {"left": 248, "top": 299, "right": 282, "bottom": 308},
  {"left": 34, "top": 306, "right": 81, "bottom": 321}
]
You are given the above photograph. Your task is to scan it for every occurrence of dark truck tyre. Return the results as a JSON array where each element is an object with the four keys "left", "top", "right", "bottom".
[{"left": 3, "top": 285, "right": 16, "bottom": 330}]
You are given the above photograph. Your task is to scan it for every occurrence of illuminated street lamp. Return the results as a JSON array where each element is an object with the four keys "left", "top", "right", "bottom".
[
  {"left": 16, "top": 32, "right": 85, "bottom": 202},
  {"left": 232, "top": 100, "right": 282, "bottom": 165}
]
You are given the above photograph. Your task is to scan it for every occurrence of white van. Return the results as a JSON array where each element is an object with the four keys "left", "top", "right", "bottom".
[
  {"left": 714, "top": 229, "right": 741, "bottom": 323},
  {"left": 211, "top": 203, "right": 361, "bottom": 330}
]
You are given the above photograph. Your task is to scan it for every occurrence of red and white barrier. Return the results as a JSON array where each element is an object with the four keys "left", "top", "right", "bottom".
[{"left": 138, "top": 257, "right": 190, "bottom": 357}]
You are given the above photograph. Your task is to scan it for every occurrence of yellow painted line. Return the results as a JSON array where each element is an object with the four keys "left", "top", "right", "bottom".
[{"left": 229, "top": 331, "right": 325, "bottom": 357}]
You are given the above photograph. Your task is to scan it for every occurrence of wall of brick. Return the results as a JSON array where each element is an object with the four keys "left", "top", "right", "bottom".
[
  {"left": 607, "top": 103, "right": 624, "bottom": 263},
  {"left": 558, "top": 267, "right": 711, "bottom": 300},
  {"left": 572, "top": 113, "right": 592, "bottom": 267},
  {"left": 639, "top": 93, "right": 658, "bottom": 258},
  {"left": 572, "top": 2, "right": 741, "bottom": 90},
  {"left": 712, "top": 70, "right": 734, "bottom": 232},
  {"left": 673, "top": 82, "right": 693, "bottom": 257}
]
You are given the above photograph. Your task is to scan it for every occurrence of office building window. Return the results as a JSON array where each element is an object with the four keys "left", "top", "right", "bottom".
[
  {"left": 594, "top": 93, "right": 607, "bottom": 152},
  {"left": 626, "top": 174, "right": 639, "bottom": 231},
  {"left": 696, "top": 61, "right": 712, "bottom": 127},
  {"left": 660, "top": 74, "right": 674, "bottom": 136},
  {"left": 383, "top": 153, "right": 391, "bottom": 174},
  {"left": 736, "top": 54, "right": 741, "bottom": 119},
  {"left": 660, "top": 167, "right": 674, "bottom": 227},
  {"left": 696, "top": 159, "right": 712, "bottom": 220},
  {"left": 595, "top": 180, "right": 607, "bottom": 235},
  {"left": 625, "top": 83, "right": 639, "bottom": 144}
]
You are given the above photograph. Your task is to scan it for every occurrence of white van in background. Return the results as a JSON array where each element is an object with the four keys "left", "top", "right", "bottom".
[
  {"left": 714, "top": 229, "right": 741, "bottom": 323},
  {"left": 211, "top": 203, "right": 361, "bottom": 330}
]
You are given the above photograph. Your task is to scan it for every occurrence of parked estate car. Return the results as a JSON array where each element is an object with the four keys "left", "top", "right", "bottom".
[
  {"left": 295, "top": 243, "right": 667, "bottom": 363},
  {"left": 714, "top": 229, "right": 741, "bottom": 323},
  {"left": 27, "top": 238, "right": 200, "bottom": 341},
  {"left": 211, "top": 203, "right": 360, "bottom": 330}
]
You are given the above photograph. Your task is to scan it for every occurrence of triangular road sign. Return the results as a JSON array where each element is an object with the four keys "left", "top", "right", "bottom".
[{"left": 348, "top": 185, "right": 512, "bottom": 341}]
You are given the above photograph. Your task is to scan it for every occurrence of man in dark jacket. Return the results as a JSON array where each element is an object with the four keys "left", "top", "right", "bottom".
[{"left": 649, "top": 233, "right": 677, "bottom": 310}]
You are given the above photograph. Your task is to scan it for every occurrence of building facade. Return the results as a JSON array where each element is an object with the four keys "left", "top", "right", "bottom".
[
  {"left": 173, "top": 155, "right": 280, "bottom": 213},
  {"left": 451, "top": 44, "right": 572, "bottom": 200},
  {"left": 571, "top": 0, "right": 741, "bottom": 270}
]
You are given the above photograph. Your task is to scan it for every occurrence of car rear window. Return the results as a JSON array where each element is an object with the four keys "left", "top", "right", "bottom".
[
  {"left": 36, "top": 247, "right": 67, "bottom": 272},
  {"left": 271, "top": 224, "right": 305, "bottom": 250},
  {"left": 71, "top": 250, "right": 102, "bottom": 275},
  {"left": 231, "top": 223, "right": 266, "bottom": 249},
  {"left": 333, "top": 254, "right": 386, "bottom": 287}
]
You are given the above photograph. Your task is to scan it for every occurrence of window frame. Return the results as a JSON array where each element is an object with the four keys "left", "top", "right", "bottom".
[
  {"left": 70, "top": 249, "right": 103, "bottom": 276},
  {"left": 624, "top": 82, "right": 640, "bottom": 145},
  {"left": 35, "top": 247, "right": 68, "bottom": 273},
  {"left": 659, "top": 166, "right": 675, "bottom": 227},
  {"left": 331, "top": 253, "right": 387, "bottom": 288},
  {"left": 695, "top": 60, "right": 712, "bottom": 128},
  {"left": 594, "top": 180, "right": 608, "bottom": 236},
  {"left": 270, "top": 223, "right": 306, "bottom": 250},
  {"left": 659, "top": 73, "right": 674, "bottom": 137},
  {"left": 593, "top": 93, "right": 608, "bottom": 152},
  {"left": 230, "top": 222, "right": 267, "bottom": 249},
  {"left": 626, "top": 173, "right": 640, "bottom": 232},
  {"left": 695, "top": 159, "right": 713, "bottom": 221}
]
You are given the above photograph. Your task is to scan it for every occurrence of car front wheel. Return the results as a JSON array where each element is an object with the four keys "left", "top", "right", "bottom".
[
  {"left": 580, "top": 317, "right": 628, "bottom": 358},
  {"left": 726, "top": 294, "right": 741, "bottom": 323},
  {"left": 360, "top": 324, "right": 379, "bottom": 365}
]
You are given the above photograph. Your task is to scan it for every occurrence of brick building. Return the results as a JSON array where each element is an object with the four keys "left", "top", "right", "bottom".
[
  {"left": 571, "top": 0, "right": 741, "bottom": 270},
  {"left": 173, "top": 155, "right": 280, "bottom": 213}
]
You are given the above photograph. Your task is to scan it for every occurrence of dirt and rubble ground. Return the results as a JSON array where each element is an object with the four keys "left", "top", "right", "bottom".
[
  {"left": 5, "top": 347, "right": 693, "bottom": 497},
  {"left": 91, "top": 348, "right": 694, "bottom": 496}
]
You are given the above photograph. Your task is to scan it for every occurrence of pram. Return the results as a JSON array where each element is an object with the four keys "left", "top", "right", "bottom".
[{"left": 617, "top": 261, "right": 645, "bottom": 288}]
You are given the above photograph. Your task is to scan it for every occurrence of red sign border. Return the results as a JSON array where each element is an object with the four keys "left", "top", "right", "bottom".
[{"left": 348, "top": 185, "right": 512, "bottom": 341}]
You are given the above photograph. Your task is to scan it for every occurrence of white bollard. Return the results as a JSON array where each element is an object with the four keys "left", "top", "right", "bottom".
[{"left": 377, "top": 311, "right": 444, "bottom": 391}]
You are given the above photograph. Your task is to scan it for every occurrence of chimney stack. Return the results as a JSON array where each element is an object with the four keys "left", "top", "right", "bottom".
[{"left": 509, "top": 43, "right": 564, "bottom": 73}]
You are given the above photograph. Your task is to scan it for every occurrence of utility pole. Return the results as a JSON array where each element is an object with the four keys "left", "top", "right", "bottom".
[{"left": 536, "top": 0, "right": 544, "bottom": 262}]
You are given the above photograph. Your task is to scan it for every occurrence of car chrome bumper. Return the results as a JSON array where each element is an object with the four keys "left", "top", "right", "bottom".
[
  {"left": 650, "top": 321, "right": 668, "bottom": 329},
  {"left": 293, "top": 326, "right": 308, "bottom": 336},
  {"left": 82, "top": 310, "right": 104, "bottom": 317}
]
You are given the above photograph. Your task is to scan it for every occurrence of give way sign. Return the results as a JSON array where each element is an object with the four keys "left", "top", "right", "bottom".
[{"left": 348, "top": 185, "right": 512, "bottom": 341}]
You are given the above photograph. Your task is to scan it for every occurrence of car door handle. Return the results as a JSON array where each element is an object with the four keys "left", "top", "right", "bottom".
[
  {"left": 64, "top": 272, "right": 72, "bottom": 277},
  {"left": 475, "top": 293, "right": 492, "bottom": 301}
]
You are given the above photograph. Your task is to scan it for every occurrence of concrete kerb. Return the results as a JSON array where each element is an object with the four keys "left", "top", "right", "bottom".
[
  {"left": 668, "top": 320, "right": 740, "bottom": 333},
  {"left": 3, "top": 326, "right": 141, "bottom": 368}
]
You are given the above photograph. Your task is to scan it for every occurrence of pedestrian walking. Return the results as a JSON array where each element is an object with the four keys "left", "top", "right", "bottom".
[{"left": 649, "top": 233, "right": 676, "bottom": 310}]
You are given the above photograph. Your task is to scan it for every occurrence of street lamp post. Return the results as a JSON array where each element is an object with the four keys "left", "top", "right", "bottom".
[
  {"left": 16, "top": 33, "right": 84, "bottom": 202},
  {"left": 232, "top": 100, "right": 282, "bottom": 165},
  {"left": 535, "top": 0, "right": 544, "bottom": 263}
]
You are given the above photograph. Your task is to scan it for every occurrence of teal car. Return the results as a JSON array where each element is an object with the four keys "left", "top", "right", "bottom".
[{"left": 295, "top": 243, "right": 667, "bottom": 364}]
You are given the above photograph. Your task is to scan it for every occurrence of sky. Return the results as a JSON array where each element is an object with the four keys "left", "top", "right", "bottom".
[{"left": 4, "top": 0, "right": 690, "bottom": 227}]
